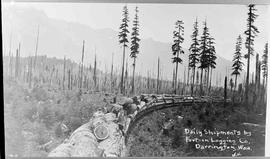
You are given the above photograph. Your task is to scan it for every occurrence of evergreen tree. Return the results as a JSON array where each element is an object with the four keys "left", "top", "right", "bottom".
[
  {"left": 231, "top": 35, "right": 244, "bottom": 92},
  {"left": 130, "top": 6, "right": 140, "bottom": 95},
  {"left": 198, "top": 20, "right": 210, "bottom": 95},
  {"left": 118, "top": 5, "right": 129, "bottom": 94},
  {"left": 189, "top": 18, "right": 200, "bottom": 96},
  {"left": 262, "top": 42, "right": 268, "bottom": 86},
  {"left": 206, "top": 35, "right": 217, "bottom": 92},
  {"left": 244, "top": 4, "right": 259, "bottom": 103},
  {"left": 171, "top": 20, "right": 184, "bottom": 94}
]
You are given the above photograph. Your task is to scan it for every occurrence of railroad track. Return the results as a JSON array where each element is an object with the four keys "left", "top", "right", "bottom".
[{"left": 124, "top": 94, "right": 229, "bottom": 143}]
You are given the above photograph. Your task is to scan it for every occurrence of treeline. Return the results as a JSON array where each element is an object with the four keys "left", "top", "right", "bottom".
[{"left": 4, "top": 53, "right": 216, "bottom": 96}]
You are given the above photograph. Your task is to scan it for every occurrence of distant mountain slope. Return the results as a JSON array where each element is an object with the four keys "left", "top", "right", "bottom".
[{"left": 2, "top": 6, "right": 240, "bottom": 84}]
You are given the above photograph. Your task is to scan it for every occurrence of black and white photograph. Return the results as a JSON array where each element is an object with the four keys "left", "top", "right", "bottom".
[{"left": 2, "top": 1, "right": 269, "bottom": 157}]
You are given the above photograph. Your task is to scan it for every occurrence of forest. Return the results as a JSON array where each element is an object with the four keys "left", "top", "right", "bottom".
[{"left": 3, "top": 4, "right": 268, "bottom": 157}]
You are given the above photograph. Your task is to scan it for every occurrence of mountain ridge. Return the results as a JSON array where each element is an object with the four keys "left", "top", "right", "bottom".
[{"left": 2, "top": 6, "right": 238, "bottom": 83}]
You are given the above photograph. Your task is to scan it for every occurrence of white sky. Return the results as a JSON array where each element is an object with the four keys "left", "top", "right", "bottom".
[{"left": 3, "top": 2, "right": 269, "bottom": 62}]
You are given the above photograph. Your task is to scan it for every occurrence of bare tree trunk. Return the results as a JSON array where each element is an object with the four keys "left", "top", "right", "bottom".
[
  {"left": 71, "top": 73, "right": 73, "bottom": 90},
  {"left": 33, "top": 25, "right": 40, "bottom": 70},
  {"left": 174, "top": 52, "right": 179, "bottom": 94},
  {"left": 120, "top": 43, "right": 126, "bottom": 94},
  {"left": 191, "top": 67, "right": 195, "bottom": 96},
  {"left": 18, "top": 43, "right": 21, "bottom": 79},
  {"left": 80, "top": 40, "right": 85, "bottom": 91},
  {"left": 254, "top": 54, "right": 261, "bottom": 110},
  {"left": 251, "top": 72, "right": 254, "bottom": 85},
  {"left": 28, "top": 56, "right": 33, "bottom": 88},
  {"left": 132, "top": 57, "right": 136, "bottom": 95},
  {"left": 94, "top": 54, "right": 97, "bottom": 90},
  {"left": 255, "top": 54, "right": 261, "bottom": 91},
  {"left": 9, "top": 53, "right": 13, "bottom": 79},
  {"left": 15, "top": 49, "right": 19, "bottom": 79},
  {"left": 63, "top": 56, "right": 66, "bottom": 90},
  {"left": 234, "top": 75, "right": 238, "bottom": 93},
  {"left": 195, "top": 69, "right": 199, "bottom": 96},
  {"left": 157, "top": 57, "right": 160, "bottom": 94},
  {"left": 7, "top": 32, "right": 13, "bottom": 78},
  {"left": 207, "top": 67, "right": 210, "bottom": 91},
  {"left": 200, "top": 68, "right": 203, "bottom": 96},
  {"left": 111, "top": 53, "right": 114, "bottom": 93},
  {"left": 182, "top": 67, "right": 186, "bottom": 95},
  {"left": 204, "top": 69, "right": 207, "bottom": 93},
  {"left": 224, "top": 76, "right": 227, "bottom": 107},
  {"left": 84, "top": 75, "right": 87, "bottom": 90},
  {"left": 56, "top": 69, "right": 59, "bottom": 88},
  {"left": 208, "top": 68, "right": 213, "bottom": 93},
  {"left": 233, "top": 75, "right": 238, "bottom": 102},
  {"left": 187, "top": 67, "right": 190, "bottom": 86},
  {"left": 124, "top": 61, "right": 128, "bottom": 95},
  {"left": 172, "top": 68, "right": 175, "bottom": 89},
  {"left": 68, "top": 69, "right": 71, "bottom": 90},
  {"left": 147, "top": 71, "right": 150, "bottom": 90},
  {"left": 23, "top": 64, "right": 26, "bottom": 83}
]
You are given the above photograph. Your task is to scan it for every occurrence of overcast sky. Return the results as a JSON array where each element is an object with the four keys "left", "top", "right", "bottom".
[{"left": 3, "top": 2, "right": 269, "bottom": 62}]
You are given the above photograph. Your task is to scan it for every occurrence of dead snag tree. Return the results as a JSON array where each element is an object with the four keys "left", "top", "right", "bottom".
[
  {"left": 262, "top": 43, "right": 268, "bottom": 87},
  {"left": 119, "top": 5, "right": 129, "bottom": 94},
  {"left": 63, "top": 56, "right": 66, "bottom": 90},
  {"left": 224, "top": 76, "right": 228, "bottom": 107},
  {"left": 157, "top": 57, "right": 160, "bottom": 94},
  {"left": 79, "top": 40, "right": 85, "bottom": 91},
  {"left": 244, "top": 4, "right": 259, "bottom": 104},
  {"left": 8, "top": 32, "right": 13, "bottom": 78},
  {"left": 130, "top": 6, "right": 140, "bottom": 95},
  {"left": 15, "top": 43, "right": 21, "bottom": 79},
  {"left": 111, "top": 53, "right": 114, "bottom": 92},
  {"left": 68, "top": 69, "right": 71, "bottom": 90},
  {"left": 9, "top": 52, "right": 14, "bottom": 79},
  {"left": 33, "top": 25, "right": 40, "bottom": 71},
  {"left": 171, "top": 20, "right": 184, "bottom": 94},
  {"left": 28, "top": 56, "right": 33, "bottom": 88},
  {"left": 189, "top": 18, "right": 200, "bottom": 96},
  {"left": 93, "top": 53, "right": 97, "bottom": 90}
]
